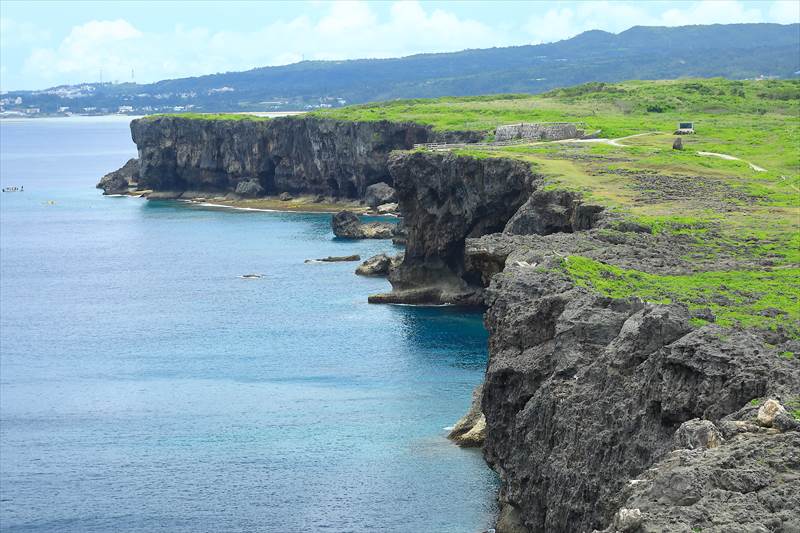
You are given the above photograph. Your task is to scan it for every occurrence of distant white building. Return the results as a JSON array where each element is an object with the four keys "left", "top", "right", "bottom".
[
  {"left": 24, "top": 107, "right": 40, "bottom": 114},
  {"left": 118, "top": 105, "right": 134, "bottom": 113}
]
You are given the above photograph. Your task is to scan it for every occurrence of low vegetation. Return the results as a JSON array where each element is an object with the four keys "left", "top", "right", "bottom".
[{"left": 563, "top": 256, "right": 800, "bottom": 338}]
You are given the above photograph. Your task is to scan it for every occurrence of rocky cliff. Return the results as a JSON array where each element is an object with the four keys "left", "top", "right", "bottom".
[
  {"left": 110, "top": 115, "right": 482, "bottom": 198},
  {"left": 378, "top": 150, "right": 799, "bottom": 533},
  {"left": 99, "top": 119, "right": 799, "bottom": 533}
]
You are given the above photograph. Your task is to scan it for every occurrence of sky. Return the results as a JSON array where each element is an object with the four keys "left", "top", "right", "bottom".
[{"left": 1, "top": 0, "right": 798, "bottom": 91}]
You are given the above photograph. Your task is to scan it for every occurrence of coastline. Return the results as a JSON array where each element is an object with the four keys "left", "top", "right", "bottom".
[{"left": 118, "top": 190, "right": 375, "bottom": 214}]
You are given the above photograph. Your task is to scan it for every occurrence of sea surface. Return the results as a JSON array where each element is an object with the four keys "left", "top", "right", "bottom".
[{"left": 0, "top": 117, "right": 498, "bottom": 532}]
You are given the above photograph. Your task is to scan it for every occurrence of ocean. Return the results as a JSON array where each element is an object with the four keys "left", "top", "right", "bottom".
[{"left": 0, "top": 117, "right": 498, "bottom": 532}]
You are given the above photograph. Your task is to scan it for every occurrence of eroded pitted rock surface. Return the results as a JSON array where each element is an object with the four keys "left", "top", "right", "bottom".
[
  {"left": 597, "top": 413, "right": 799, "bottom": 533},
  {"left": 479, "top": 250, "right": 798, "bottom": 533}
]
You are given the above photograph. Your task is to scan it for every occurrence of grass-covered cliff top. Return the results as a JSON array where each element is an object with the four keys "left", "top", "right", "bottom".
[
  {"left": 314, "top": 78, "right": 798, "bottom": 133},
  {"left": 352, "top": 78, "right": 797, "bottom": 340},
  {"left": 140, "top": 112, "right": 273, "bottom": 122}
]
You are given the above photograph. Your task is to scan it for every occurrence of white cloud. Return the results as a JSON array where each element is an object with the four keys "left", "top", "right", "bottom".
[
  {"left": 15, "top": 1, "right": 506, "bottom": 87},
  {"left": 659, "top": 1, "right": 763, "bottom": 27},
  {"left": 769, "top": 0, "right": 800, "bottom": 23},
  {"left": 523, "top": 0, "right": 795, "bottom": 44}
]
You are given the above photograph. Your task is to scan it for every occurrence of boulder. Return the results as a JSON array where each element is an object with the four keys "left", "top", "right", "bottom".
[
  {"left": 355, "top": 253, "right": 403, "bottom": 276},
  {"left": 673, "top": 419, "right": 724, "bottom": 450},
  {"left": 364, "top": 182, "right": 397, "bottom": 208},
  {"left": 757, "top": 399, "right": 787, "bottom": 428},
  {"left": 278, "top": 192, "right": 294, "bottom": 201},
  {"left": 234, "top": 178, "right": 264, "bottom": 198},
  {"left": 377, "top": 202, "right": 398, "bottom": 214},
  {"left": 331, "top": 210, "right": 394, "bottom": 239},
  {"left": 97, "top": 158, "right": 138, "bottom": 194}
]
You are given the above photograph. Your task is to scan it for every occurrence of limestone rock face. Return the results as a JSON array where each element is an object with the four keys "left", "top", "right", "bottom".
[
  {"left": 121, "top": 116, "right": 482, "bottom": 199},
  {"left": 331, "top": 210, "right": 394, "bottom": 239},
  {"left": 127, "top": 116, "right": 430, "bottom": 197},
  {"left": 503, "top": 189, "right": 604, "bottom": 235},
  {"left": 597, "top": 431, "right": 800, "bottom": 533},
  {"left": 97, "top": 158, "right": 138, "bottom": 194},
  {"left": 364, "top": 182, "right": 397, "bottom": 208}
]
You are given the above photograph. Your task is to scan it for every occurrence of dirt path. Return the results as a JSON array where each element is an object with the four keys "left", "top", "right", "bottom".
[
  {"left": 697, "top": 151, "right": 767, "bottom": 172},
  {"left": 567, "top": 131, "right": 661, "bottom": 147}
]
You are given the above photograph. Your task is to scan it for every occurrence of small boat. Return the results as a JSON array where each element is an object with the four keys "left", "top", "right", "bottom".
[
  {"left": 239, "top": 273, "right": 264, "bottom": 279},
  {"left": 2, "top": 186, "right": 23, "bottom": 192}
]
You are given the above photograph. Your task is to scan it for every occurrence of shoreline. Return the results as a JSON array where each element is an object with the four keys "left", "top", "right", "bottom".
[{"left": 118, "top": 190, "right": 378, "bottom": 214}]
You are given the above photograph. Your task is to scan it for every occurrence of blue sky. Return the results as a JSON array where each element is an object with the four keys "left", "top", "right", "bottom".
[{"left": 1, "top": 0, "right": 798, "bottom": 91}]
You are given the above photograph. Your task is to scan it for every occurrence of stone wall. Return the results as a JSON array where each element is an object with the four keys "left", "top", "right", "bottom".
[{"left": 495, "top": 122, "right": 582, "bottom": 142}]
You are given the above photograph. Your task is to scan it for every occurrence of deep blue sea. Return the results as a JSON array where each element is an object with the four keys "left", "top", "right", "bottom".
[{"left": 0, "top": 117, "right": 497, "bottom": 533}]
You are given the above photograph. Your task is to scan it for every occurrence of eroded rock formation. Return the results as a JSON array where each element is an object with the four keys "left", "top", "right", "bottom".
[
  {"left": 97, "top": 158, "right": 138, "bottom": 194},
  {"left": 369, "top": 151, "right": 537, "bottom": 305},
  {"left": 331, "top": 210, "right": 395, "bottom": 239}
]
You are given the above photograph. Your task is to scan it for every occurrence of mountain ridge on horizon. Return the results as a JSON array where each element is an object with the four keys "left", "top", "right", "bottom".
[{"left": 3, "top": 22, "right": 798, "bottom": 116}]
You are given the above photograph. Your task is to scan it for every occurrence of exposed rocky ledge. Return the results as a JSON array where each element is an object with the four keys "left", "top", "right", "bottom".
[{"left": 448, "top": 384, "right": 486, "bottom": 447}]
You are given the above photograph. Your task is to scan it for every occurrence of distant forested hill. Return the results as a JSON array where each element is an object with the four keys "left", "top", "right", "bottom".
[{"left": 3, "top": 23, "right": 798, "bottom": 115}]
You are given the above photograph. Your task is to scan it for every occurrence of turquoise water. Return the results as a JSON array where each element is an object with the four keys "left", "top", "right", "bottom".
[{"left": 0, "top": 117, "right": 498, "bottom": 532}]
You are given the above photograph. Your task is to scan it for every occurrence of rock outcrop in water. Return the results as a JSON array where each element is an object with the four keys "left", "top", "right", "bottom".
[
  {"left": 331, "top": 210, "right": 394, "bottom": 239},
  {"left": 355, "top": 253, "right": 403, "bottom": 276},
  {"left": 97, "top": 158, "right": 138, "bottom": 194}
]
